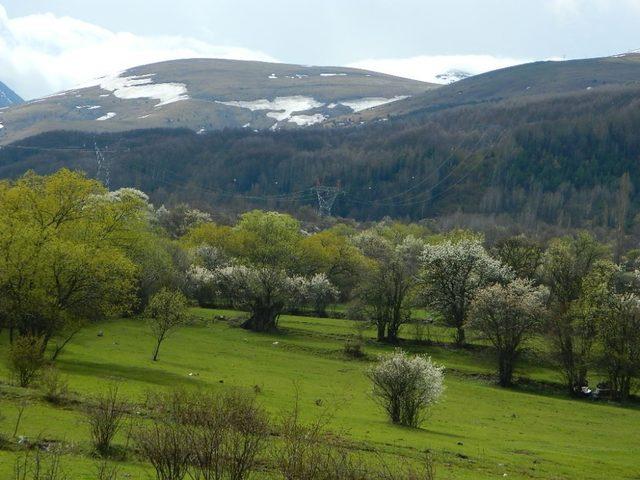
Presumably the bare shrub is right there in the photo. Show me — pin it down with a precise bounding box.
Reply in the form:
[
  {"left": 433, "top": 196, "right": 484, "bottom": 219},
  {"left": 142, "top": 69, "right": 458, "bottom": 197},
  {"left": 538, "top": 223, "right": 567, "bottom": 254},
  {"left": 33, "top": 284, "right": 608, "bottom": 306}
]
[
  {"left": 95, "top": 461, "right": 119, "bottom": 480},
  {"left": 375, "top": 453, "right": 436, "bottom": 480},
  {"left": 210, "top": 390, "right": 269, "bottom": 480},
  {"left": 39, "top": 366, "right": 69, "bottom": 404},
  {"left": 142, "top": 388, "right": 269, "bottom": 480},
  {"left": 8, "top": 335, "right": 45, "bottom": 388},
  {"left": 136, "top": 421, "right": 191, "bottom": 480},
  {"left": 86, "top": 385, "right": 128, "bottom": 455},
  {"left": 274, "top": 402, "right": 367, "bottom": 480},
  {"left": 13, "top": 447, "right": 67, "bottom": 480}
]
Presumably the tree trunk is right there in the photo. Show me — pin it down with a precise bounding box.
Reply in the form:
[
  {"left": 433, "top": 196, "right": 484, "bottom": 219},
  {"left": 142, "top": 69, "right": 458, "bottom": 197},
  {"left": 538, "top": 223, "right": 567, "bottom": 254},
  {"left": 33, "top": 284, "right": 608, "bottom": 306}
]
[
  {"left": 376, "top": 319, "right": 386, "bottom": 342},
  {"left": 242, "top": 307, "right": 280, "bottom": 332},
  {"left": 152, "top": 338, "right": 163, "bottom": 361},
  {"left": 498, "top": 354, "right": 515, "bottom": 387},
  {"left": 454, "top": 326, "right": 466, "bottom": 347}
]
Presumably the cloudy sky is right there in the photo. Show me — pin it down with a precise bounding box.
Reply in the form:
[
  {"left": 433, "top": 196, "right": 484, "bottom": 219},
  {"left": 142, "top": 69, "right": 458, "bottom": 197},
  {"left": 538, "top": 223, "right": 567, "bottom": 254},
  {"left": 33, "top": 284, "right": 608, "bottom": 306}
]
[{"left": 2, "top": 0, "right": 640, "bottom": 99}]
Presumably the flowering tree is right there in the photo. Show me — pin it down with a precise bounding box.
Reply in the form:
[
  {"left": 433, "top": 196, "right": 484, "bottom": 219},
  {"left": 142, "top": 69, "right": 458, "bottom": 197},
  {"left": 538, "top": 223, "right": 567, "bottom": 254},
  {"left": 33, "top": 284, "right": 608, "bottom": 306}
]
[
  {"left": 367, "top": 349, "right": 444, "bottom": 427},
  {"left": 306, "top": 273, "right": 339, "bottom": 317},
  {"left": 213, "top": 266, "right": 307, "bottom": 331},
  {"left": 419, "top": 239, "right": 512, "bottom": 346},
  {"left": 470, "top": 279, "right": 548, "bottom": 386}
]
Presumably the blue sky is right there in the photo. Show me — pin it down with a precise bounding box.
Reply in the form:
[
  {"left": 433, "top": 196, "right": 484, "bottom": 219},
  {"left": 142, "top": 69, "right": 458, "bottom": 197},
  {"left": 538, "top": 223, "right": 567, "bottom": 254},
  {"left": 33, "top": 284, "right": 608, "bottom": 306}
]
[{"left": 2, "top": 0, "right": 640, "bottom": 98}]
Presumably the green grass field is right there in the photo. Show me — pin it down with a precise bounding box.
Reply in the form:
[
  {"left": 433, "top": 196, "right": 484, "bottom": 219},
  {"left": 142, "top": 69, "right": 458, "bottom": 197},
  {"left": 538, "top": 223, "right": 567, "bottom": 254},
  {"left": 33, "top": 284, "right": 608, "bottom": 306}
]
[{"left": 0, "top": 309, "right": 638, "bottom": 479}]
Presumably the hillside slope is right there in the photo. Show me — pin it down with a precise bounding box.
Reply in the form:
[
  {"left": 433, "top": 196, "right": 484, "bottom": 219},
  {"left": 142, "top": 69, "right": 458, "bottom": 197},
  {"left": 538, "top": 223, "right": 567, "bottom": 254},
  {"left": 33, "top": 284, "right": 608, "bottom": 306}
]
[
  {"left": 0, "top": 58, "right": 434, "bottom": 144},
  {"left": 349, "top": 53, "right": 640, "bottom": 122}
]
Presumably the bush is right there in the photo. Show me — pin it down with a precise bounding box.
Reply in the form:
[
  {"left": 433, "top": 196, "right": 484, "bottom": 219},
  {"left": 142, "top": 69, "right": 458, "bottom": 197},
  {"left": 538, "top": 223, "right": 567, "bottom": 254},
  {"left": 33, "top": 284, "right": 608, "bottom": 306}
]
[
  {"left": 343, "top": 337, "right": 365, "bottom": 359},
  {"left": 13, "top": 447, "right": 67, "bottom": 480},
  {"left": 275, "top": 403, "right": 367, "bottom": 480},
  {"left": 140, "top": 388, "right": 269, "bottom": 480},
  {"left": 8, "top": 335, "right": 45, "bottom": 388},
  {"left": 135, "top": 421, "right": 191, "bottom": 480},
  {"left": 86, "top": 385, "right": 128, "bottom": 455},
  {"left": 40, "top": 366, "right": 69, "bottom": 404},
  {"left": 367, "top": 349, "right": 444, "bottom": 427}
]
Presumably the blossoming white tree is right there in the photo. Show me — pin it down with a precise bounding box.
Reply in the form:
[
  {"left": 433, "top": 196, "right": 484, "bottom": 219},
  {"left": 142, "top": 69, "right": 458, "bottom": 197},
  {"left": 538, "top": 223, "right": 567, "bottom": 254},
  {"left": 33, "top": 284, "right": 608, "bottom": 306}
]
[
  {"left": 367, "top": 349, "right": 444, "bottom": 427},
  {"left": 213, "top": 266, "right": 307, "bottom": 331},
  {"left": 419, "top": 239, "right": 512, "bottom": 346},
  {"left": 306, "top": 273, "right": 339, "bottom": 317},
  {"left": 469, "top": 279, "right": 548, "bottom": 386}
]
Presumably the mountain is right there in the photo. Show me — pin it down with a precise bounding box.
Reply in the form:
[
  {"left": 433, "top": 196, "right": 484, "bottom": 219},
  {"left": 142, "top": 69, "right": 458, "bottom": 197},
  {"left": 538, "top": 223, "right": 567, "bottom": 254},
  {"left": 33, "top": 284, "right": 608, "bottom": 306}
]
[
  {"left": 0, "top": 58, "right": 435, "bottom": 144},
  {"left": 352, "top": 53, "right": 640, "bottom": 122},
  {"left": 0, "top": 80, "right": 23, "bottom": 108},
  {"left": 1, "top": 53, "right": 640, "bottom": 238}
]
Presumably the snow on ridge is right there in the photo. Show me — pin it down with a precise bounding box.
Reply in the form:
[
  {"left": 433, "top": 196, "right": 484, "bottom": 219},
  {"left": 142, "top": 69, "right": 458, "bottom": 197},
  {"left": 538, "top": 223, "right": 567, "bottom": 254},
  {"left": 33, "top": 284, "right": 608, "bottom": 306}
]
[
  {"left": 216, "top": 96, "right": 324, "bottom": 123},
  {"left": 0, "top": 123, "right": 4, "bottom": 130},
  {"left": 288, "top": 114, "right": 326, "bottom": 126},
  {"left": 340, "top": 95, "right": 409, "bottom": 113},
  {"left": 76, "top": 105, "right": 101, "bottom": 110},
  {"left": 82, "top": 72, "right": 189, "bottom": 107},
  {"left": 320, "top": 73, "right": 347, "bottom": 77},
  {"left": 96, "top": 112, "right": 116, "bottom": 121}
]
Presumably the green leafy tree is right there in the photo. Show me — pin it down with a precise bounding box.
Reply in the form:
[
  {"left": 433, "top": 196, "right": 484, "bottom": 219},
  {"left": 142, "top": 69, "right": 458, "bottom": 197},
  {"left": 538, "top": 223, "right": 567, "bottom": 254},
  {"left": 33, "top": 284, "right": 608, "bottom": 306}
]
[
  {"left": 0, "top": 171, "right": 146, "bottom": 355},
  {"left": 542, "top": 232, "right": 609, "bottom": 394},
  {"left": 354, "top": 232, "right": 424, "bottom": 343},
  {"left": 145, "top": 289, "right": 190, "bottom": 361}
]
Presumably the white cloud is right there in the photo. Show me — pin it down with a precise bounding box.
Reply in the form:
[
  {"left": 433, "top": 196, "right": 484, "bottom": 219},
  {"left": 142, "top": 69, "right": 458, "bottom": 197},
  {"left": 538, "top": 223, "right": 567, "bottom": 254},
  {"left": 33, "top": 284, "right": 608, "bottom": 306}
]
[
  {"left": 348, "top": 55, "right": 530, "bottom": 85},
  {"left": 0, "top": 4, "right": 276, "bottom": 99}
]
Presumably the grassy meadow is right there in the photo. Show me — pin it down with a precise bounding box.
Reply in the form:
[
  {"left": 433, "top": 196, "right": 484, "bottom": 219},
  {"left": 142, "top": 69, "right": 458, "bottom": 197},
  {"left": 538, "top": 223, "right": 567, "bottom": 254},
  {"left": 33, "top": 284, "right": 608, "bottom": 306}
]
[{"left": 0, "top": 308, "right": 638, "bottom": 480}]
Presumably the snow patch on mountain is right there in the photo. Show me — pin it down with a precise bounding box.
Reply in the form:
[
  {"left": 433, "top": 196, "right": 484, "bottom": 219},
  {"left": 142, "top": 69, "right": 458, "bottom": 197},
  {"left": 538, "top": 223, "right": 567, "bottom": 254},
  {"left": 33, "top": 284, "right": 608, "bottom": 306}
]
[
  {"left": 340, "top": 96, "right": 409, "bottom": 113},
  {"left": 83, "top": 73, "right": 189, "bottom": 107},
  {"left": 96, "top": 112, "right": 116, "bottom": 121},
  {"left": 288, "top": 113, "right": 326, "bottom": 126},
  {"left": 320, "top": 73, "right": 347, "bottom": 77},
  {"left": 216, "top": 96, "right": 324, "bottom": 122},
  {"left": 435, "top": 70, "right": 472, "bottom": 84}
]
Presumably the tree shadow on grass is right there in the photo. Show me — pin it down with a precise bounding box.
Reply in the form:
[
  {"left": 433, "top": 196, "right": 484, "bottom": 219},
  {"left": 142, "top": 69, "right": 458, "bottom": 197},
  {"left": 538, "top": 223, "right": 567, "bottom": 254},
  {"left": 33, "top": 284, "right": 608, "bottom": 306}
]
[{"left": 57, "top": 358, "right": 206, "bottom": 388}]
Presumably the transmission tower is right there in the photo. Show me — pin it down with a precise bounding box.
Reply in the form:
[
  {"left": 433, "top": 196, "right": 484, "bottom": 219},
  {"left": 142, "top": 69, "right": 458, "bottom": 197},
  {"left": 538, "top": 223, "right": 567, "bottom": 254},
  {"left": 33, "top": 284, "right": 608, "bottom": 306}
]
[
  {"left": 313, "top": 184, "right": 341, "bottom": 216},
  {"left": 94, "top": 143, "right": 110, "bottom": 189}
]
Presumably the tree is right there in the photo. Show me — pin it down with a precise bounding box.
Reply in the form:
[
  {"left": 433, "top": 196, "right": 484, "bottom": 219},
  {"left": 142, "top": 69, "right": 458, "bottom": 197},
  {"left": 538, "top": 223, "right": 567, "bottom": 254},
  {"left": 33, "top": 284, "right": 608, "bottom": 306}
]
[
  {"left": 542, "top": 232, "right": 608, "bottom": 394},
  {"left": 469, "top": 279, "right": 548, "bottom": 386},
  {"left": 419, "top": 239, "right": 512, "bottom": 346},
  {"left": 492, "top": 235, "right": 543, "bottom": 281},
  {"left": 598, "top": 293, "right": 640, "bottom": 401},
  {"left": 233, "top": 210, "right": 303, "bottom": 270},
  {"left": 298, "top": 228, "right": 367, "bottom": 299},
  {"left": 213, "top": 265, "right": 307, "bottom": 332},
  {"left": 8, "top": 334, "right": 45, "bottom": 387},
  {"left": 577, "top": 261, "right": 640, "bottom": 401},
  {"left": 0, "top": 171, "right": 145, "bottom": 352},
  {"left": 367, "top": 349, "right": 444, "bottom": 427},
  {"left": 306, "top": 273, "right": 339, "bottom": 317},
  {"left": 145, "top": 289, "right": 190, "bottom": 361},
  {"left": 354, "top": 233, "right": 424, "bottom": 343},
  {"left": 156, "top": 203, "right": 211, "bottom": 239}
]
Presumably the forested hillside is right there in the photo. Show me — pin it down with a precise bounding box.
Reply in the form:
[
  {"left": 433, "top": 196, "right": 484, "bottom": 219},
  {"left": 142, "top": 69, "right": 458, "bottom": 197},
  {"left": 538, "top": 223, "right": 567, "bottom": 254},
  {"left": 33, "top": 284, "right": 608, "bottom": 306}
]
[{"left": 1, "top": 81, "right": 638, "bottom": 241}]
